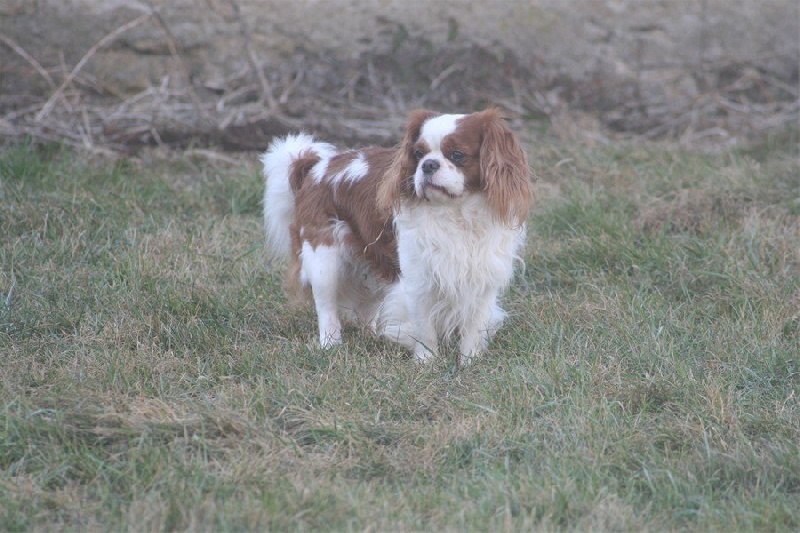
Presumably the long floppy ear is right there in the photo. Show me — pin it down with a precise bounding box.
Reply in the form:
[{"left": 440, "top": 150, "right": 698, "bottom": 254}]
[
  {"left": 479, "top": 109, "right": 532, "bottom": 227},
  {"left": 377, "top": 109, "right": 439, "bottom": 214}
]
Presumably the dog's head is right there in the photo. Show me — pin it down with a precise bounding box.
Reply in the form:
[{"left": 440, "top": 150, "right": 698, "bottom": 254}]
[{"left": 379, "top": 108, "right": 532, "bottom": 226}]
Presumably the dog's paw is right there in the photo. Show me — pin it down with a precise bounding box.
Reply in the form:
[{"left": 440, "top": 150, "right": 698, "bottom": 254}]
[
  {"left": 319, "top": 329, "right": 342, "bottom": 349},
  {"left": 413, "top": 343, "right": 437, "bottom": 363}
]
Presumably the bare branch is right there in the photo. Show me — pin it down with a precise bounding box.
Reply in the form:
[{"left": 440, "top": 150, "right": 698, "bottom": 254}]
[
  {"left": 144, "top": 2, "right": 214, "bottom": 127},
  {"left": 0, "top": 33, "right": 56, "bottom": 89},
  {"left": 35, "top": 13, "right": 153, "bottom": 121},
  {"left": 228, "top": 0, "right": 278, "bottom": 110}
]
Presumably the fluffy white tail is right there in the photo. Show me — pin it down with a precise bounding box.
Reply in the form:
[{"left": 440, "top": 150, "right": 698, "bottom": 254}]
[{"left": 260, "top": 134, "right": 336, "bottom": 258}]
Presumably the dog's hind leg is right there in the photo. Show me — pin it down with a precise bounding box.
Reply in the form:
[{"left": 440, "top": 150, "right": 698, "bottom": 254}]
[{"left": 300, "top": 242, "right": 343, "bottom": 348}]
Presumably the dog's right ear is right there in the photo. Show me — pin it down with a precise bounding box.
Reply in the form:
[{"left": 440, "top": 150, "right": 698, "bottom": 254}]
[{"left": 378, "top": 109, "right": 438, "bottom": 214}]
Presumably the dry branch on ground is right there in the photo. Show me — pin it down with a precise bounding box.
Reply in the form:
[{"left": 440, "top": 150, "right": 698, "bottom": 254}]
[{"left": 0, "top": 3, "right": 797, "bottom": 154}]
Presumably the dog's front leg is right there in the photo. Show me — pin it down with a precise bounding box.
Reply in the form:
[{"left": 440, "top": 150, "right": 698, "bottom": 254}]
[
  {"left": 407, "top": 295, "right": 438, "bottom": 362},
  {"left": 458, "top": 295, "right": 505, "bottom": 366}
]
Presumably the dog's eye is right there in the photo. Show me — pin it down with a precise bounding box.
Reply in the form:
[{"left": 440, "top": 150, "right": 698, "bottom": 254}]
[
  {"left": 413, "top": 149, "right": 425, "bottom": 161},
  {"left": 450, "top": 150, "right": 465, "bottom": 164}
]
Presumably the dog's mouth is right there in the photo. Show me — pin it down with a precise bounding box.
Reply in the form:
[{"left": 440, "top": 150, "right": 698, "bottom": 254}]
[{"left": 421, "top": 183, "right": 459, "bottom": 200}]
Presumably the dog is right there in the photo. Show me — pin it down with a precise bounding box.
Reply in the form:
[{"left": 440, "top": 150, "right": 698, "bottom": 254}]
[{"left": 261, "top": 108, "right": 531, "bottom": 365}]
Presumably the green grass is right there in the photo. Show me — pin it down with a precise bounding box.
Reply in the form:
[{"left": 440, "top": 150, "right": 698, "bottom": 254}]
[{"left": 1, "top": 135, "right": 798, "bottom": 531}]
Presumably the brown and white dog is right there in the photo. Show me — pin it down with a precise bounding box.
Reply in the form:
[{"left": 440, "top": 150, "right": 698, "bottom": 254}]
[{"left": 262, "top": 108, "right": 531, "bottom": 365}]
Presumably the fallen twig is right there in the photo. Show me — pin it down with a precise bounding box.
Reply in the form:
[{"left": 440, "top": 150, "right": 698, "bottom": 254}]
[
  {"left": 35, "top": 13, "right": 153, "bottom": 122},
  {"left": 228, "top": 0, "right": 278, "bottom": 110},
  {"left": 0, "top": 33, "right": 56, "bottom": 89},
  {"left": 144, "top": 1, "right": 214, "bottom": 127}
]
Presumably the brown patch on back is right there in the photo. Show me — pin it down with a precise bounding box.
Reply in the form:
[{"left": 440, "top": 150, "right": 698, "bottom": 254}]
[
  {"left": 285, "top": 146, "right": 400, "bottom": 301},
  {"left": 332, "top": 148, "right": 400, "bottom": 281}
]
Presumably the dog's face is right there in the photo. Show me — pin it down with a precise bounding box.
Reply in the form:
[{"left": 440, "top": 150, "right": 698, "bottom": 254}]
[
  {"left": 379, "top": 109, "right": 532, "bottom": 225},
  {"left": 410, "top": 113, "right": 471, "bottom": 201}
]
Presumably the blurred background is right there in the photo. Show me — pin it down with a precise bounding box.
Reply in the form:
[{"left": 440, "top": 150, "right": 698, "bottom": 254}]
[{"left": 1, "top": 0, "right": 797, "bottom": 154}]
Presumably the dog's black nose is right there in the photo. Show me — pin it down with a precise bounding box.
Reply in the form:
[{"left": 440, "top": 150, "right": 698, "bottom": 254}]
[{"left": 421, "top": 159, "right": 440, "bottom": 175}]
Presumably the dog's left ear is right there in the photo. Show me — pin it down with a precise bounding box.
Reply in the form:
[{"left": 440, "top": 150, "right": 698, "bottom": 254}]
[{"left": 479, "top": 109, "right": 532, "bottom": 226}]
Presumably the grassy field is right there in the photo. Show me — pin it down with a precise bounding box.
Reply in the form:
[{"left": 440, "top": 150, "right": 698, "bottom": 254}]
[{"left": 1, "top": 134, "right": 798, "bottom": 531}]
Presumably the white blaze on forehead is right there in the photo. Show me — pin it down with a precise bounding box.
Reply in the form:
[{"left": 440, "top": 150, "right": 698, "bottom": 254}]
[{"left": 419, "top": 114, "right": 465, "bottom": 149}]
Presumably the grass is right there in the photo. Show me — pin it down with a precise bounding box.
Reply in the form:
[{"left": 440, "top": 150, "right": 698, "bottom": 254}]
[{"left": 1, "top": 134, "right": 798, "bottom": 531}]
